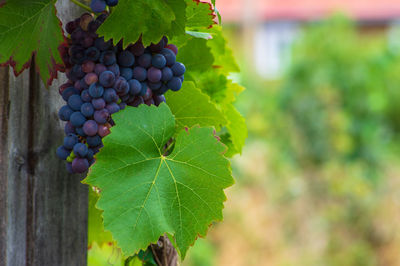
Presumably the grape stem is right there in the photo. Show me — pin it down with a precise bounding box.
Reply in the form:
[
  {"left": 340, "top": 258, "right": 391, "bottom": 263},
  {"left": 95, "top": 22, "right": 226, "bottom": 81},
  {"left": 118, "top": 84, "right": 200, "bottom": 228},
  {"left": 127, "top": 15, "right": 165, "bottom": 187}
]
[{"left": 69, "top": 0, "right": 92, "bottom": 12}]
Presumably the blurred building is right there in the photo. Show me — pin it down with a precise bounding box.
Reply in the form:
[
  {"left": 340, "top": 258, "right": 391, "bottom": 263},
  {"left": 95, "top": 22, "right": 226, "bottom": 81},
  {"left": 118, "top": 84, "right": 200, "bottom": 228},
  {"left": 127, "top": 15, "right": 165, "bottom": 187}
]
[{"left": 216, "top": 0, "right": 400, "bottom": 79}]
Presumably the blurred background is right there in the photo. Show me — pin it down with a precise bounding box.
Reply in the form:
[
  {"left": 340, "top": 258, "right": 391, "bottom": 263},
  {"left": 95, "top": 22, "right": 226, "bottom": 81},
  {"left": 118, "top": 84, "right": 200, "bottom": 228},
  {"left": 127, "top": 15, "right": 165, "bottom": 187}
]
[{"left": 183, "top": 0, "right": 400, "bottom": 265}]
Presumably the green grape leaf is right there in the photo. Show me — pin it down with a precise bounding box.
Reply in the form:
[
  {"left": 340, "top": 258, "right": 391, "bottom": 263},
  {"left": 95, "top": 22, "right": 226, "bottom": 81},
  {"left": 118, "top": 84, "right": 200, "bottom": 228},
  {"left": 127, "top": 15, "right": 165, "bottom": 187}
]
[
  {"left": 97, "top": 0, "right": 186, "bottom": 47},
  {"left": 84, "top": 104, "right": 233, "bottom": 258},
  {"left": 0, "top": 0, "right": 65, "bottom": 86},
  {"left": 165, "top": 81, "right": 226, "bottom": 131},
  {"left": 185, "top": 30, "right": 212, "bottom": 39},
  {"left": 88, "top": 188, "right": 114, "bottom": 245},
  {"left": 223, "top": 104, "right": 247, "bottom": 155},
  {"left": 186, "top": 0, "right": 215, "bottom": 30},
  {"left": 176, "top": 35, "right": 214, "bottom": 72}
]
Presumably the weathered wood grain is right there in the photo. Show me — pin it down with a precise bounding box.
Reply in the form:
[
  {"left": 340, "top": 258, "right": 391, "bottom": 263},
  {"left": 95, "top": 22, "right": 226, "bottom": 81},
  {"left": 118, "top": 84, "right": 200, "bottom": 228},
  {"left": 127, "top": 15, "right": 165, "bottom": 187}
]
[{"left": 0, "top": 1, "right": 89, "bottom": 265}]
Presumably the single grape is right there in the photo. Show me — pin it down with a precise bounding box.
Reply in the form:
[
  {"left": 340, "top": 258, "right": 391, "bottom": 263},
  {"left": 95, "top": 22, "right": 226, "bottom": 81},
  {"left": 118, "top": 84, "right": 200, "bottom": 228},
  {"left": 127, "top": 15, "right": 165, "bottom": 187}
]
[
  {"left": 131, "top": 96, "right": 144, "bottom": 107},
  {"left": 64, "top": 122, "right": 75, "bottom": 134},
  {"left": 151, "top": 54, "right": 166, "bottom": 69},
  {"left": 161, "top": 48, "right": 176, "bottom": 66},
  {"left": 81, "top": 89, "right": 92, "bottom": 102},
  {"left": 56, "top": 146, "right": 71, "bottom": 160},
  {"left": 83, "top": 120, "right": 98, "bottom": 136},
  {"left": 106, "top": 0, "right": 118, "bottom": 6},
  {"left": 58, "top": 105, "right": 74, "bottom": 121},
  {"left": 128, "top": 79, "right": 142, "bottom": 96},
  {"left": 94, "top": 63, "right": 107, "bottom": 76},
  {"left": 75, "top": 127, "right": 87, "bottom": 137},
  {"left": 62, "top": 87, "right": 79, "bottom": 101},
  {"left": 85, "top": 47, "right": 100, "bottom": 61},
  {"left": 133, "top": 67, "right": 147, "bottom": 81},
  {"left": 87, "top": 135, "right": 102, "bottom": 147},
  {"left": 68, "top": 94, "right": 84, "bottom": 111},
  {"left": 147, "top": 67, "right": 162, "bottom": 82},
  {"left": 90, "top": 0, "right": 107, "bottom": 13},
  {"left": 114, "top": 77, "right": 130, "bottom": 96},
  {"left": 64, "top": 134, "right": 79, "bottom": 149},
  {"left": 84, "top": 73, "right": 98, "bottom": 85},
  {"left": 89, "top": 83, "right": 104, "bottom": 98},
  {"left": 138, "top": 53, "right": 152, "bottom": 68},
  {"left": 103, "top": 88, "right": 118, "bottom": 103},
  {"left": 94, "top": 109, "right": 109, "bottom": 124},
  {"left": 59, "top": 82, "right": 73, "bottom": 95},
  {"left": 105, "top": 102, "right": 120, "bottom": 114},
  {"left": 148, "top": 81, "right": 162, "bottom": 91},
  {"left": 97, "top": 124, "right": 111, "bottom": 137},
  {"left": 117, "top": 50, "right": 135, "bottom": 67},
  {"left": 153, "top": 95, "right": 166, "bottom": 106},
  {"left": 166, "top": 44, "right": 178, "bottom": 55},
  {"left": 82, "top": 61, "right": 95, "bottom": 73},
  {"left": 143, "top": 88, "right": 153, "bottom": 101},
  {"left": 107, "top": 64, "right": 120, "bottom": 77},
  {"left": 72, "top": 158, "right": 89, "bottom": 173},
  {"left": 100, "top": 50, "right": 116, "bottom": 66},
  {"left": 70, "top": 112, "right": 86, "bottom": 127},
  {"left": 171, "top": 62, "right": 186, "bottom": 76},
  {"left": 81, "top": 102, "right": 95, "bottom": 117},
  {"left": 92, "top": 98, "right": 106, "bottom": 110},
  {"left": 129, "top": 40, "right": 145, "bottom": 56},
  {"left": 161, "top": 67, "right": 173, "bottom": 81},
  {"left": 149, "top": 39, "right": 165, "bottom": 52},
  {"left": 65, "top": 20, "right": 78, "bottom": 35},
  {"left": 167, "top": 77, "right": 182, "bottom": 91},
  {"left": 120, "top": 67, "right": 133, "bottom": 80},
  {"left": 99, "top": 70, "right": 116, "bottom": 87},
  {"left": 73, "top": 143, "right": 88, "bottom": 157},
  {"left": 79, "top": 13, "right": 94, "bottom": 31}
]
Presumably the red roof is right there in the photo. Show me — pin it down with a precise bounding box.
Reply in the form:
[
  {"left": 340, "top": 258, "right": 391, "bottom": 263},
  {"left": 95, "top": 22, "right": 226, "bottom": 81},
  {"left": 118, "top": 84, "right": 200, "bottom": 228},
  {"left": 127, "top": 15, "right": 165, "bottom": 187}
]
[{"left": 216, "top": 0, "right": 400, "bottom": 22}]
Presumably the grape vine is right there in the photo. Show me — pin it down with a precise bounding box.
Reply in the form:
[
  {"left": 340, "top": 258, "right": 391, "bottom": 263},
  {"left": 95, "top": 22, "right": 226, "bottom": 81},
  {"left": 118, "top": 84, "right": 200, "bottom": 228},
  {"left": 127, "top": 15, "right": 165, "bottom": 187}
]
[{"left": 0, "top": 0, "right": 247, "bottom": 264}]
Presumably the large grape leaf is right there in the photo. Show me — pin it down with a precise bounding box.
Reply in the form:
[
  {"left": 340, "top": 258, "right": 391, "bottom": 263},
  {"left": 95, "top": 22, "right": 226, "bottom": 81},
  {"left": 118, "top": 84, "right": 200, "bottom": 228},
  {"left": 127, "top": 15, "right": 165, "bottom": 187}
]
[
  {"left": 175, "top": 35, "right": 214, "bottom": 72},
  {"left": 165, "top": 81, "right": 226, "bottom": 131},
  {"left": 84, "top": 104, "right": 233, "bottom": 258},
  {"left": 97, "top": 0, "right": 186, "bottom": 47},
  {"left": 0, "top": 0, "right": 65, "bottom": 86}
]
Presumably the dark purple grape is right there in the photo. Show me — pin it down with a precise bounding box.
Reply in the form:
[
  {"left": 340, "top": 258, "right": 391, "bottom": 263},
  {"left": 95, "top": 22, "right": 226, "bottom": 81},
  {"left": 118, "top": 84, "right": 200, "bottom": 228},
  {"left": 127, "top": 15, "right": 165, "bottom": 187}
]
[
  {"left": 133, "top": 67, "right": 147, "bottom": 81},
  {"left": 128, "top": 79, "right": 142, "bottom": 96},
  {"left": 131, "top": 96, "right": 144, "bottom": 107},
  {"left": 98, "top": 124, "right": 111, "bottom": 137},
  {"left": 88, "top": 20, "right": 102, "bottom": 32},
  {"left": 148, "top": 81, "right": 162, "bottom": 91},
  {"left": 143, "top": 88, "right": 153, "bottom": 101},
  {"left": 119, "top": 102, "right": 127, "bottom": 110},
  {"left": 65, "top": 20, "right": 78, "bottom": 35},
  {"left": 149, "top": 39, "right": 165, "bottom": 52},
  {"left": 70, "top": 112, "right": 86, "bottom": 127},
  {"left": 166, "top": 44, "right": 178, "bottom": 55},
  {"left": 58, "top": 105, "right": 74, "bottom": 121},
  {"left": 81, "top": 36, "right": 94, "bottom": 48},
  {"left": 120, "top": 94, "right": 129, "bottom": 102},
  {"left": 99, "top": 70, "right": 116, "bottom": 87},
  {"left": 129, "top": 40, "right": 145, "bottom": 56},
  {"left": 92, "top": 98, "right": 106, "bottom": 109},
  {"left": 80, "top": 13, "right": 93, "bottom": 31},
  {"left": 66, "top": 163, "right": 74, "bottom": 174},
  {"left": 87, "top": 149, "right": 94, "bottom": 161},
  {"left": 138, "top": 53, "right": 152, "bottom": 68},
  {"left": 64, "top": 122, "right": 75, "bottom": 134},
  {"left": 81, "top": 89, "right": 92, "bottom": 102},
  {"left": 114, "top": 77, "right": 129, "bottom": 95},
  {"left": 89, "top": 83, "right": 104, "bottom": 98},
  {"left": 145, "top": 98, "right": 155, "bottom": 106},
  {"left": 73, "top": 143, "right": 88, "bottom": 157},
  {"left": 139, "top": 82, "right": 148, "bottom": 96},
  {"left": 161, "top": 67, "right": 173, "bottom": 81},
  {"left": 94, "top": 109, "right": 109, "bottom": 124},
  {"left": 147, "top": 67, "right": 162, "bottom": 82},
  {"left": 106, "top": 102, "right": 120, "bottom": 114},
  {"left": 82, "top": 61, "right": 95, "bottom": 73},
  {"left": 153, "top": 95, "right": 166, "bottom": 106},
  {"left": 81, "top": 102, "right": 95, "bottom": 117},
  {"left": 68, "top": 94, "right": 84, "bottom": 111},
  {"left": 95, "top": 63, "right": 107, "bottom": 76},
  {"left": 71, "top": 29, "right": 85, "bottom": 44},
  {"left": 75, "top": 127, "right": 87, "bottom": 137},
  {"left": 83, "top": 120, "right": 98, "bottom": 136},
  {"left": 95, "top": 37, "right": 111, "bottom": 51},
  {"left": 161, "top": 48, "right": 176, "bottom": 66},
  {"left": 117, "top": 50, "right": 135, "bottom": 67},
  {"left": 72, "top": 158, "right": 89, "bottom": 173},
  {"left": 85, "top": 47, "right": 100, "bottom": 61},
  {"left": 100, "top": 50, "right": 116, "bottom": 66},
  {"left": 171, "top": 62, "right": 185, "bottom": 76},
  {"left": 151, "top": 54, "right": 166, "bottom": 69},
  {"left": 96, "top": 13, "right": 108, "bottom": 23},
  {"left": 155, "top": 84, "right": 169, "bottom": 95},
  {"left": 103, "top": 88, "right": 118, "bottom": 103},
  {"left": 84, "top": 73, "right": 98, "bottom": 85},
  {"left": 87, "top": 135, "right": 102, "bottom": 147},
  {"left": 167, "top": 77, "right": 182, "bottom": 91},
  {"left": 62, "top": 87, "right": 79, "bottom": 101},
  {"left": 120, "top": 67, "right": 133, "bottom": 80},
  {"left": 90, "top": 0, "right": 106, "bottom": 13},
  {"left": 64, "top": 134, "right": 79, "bottom": 149},
  {"left": 107, "top": 64, "right": 120, "bottom": 77},
  {"left": 57, "top": 146, "right": 71, "bottom": 160}
]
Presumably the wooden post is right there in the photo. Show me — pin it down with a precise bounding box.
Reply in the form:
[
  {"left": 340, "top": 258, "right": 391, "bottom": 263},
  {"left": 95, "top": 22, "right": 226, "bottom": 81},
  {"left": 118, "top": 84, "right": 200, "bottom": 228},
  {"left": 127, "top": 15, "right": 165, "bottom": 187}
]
[{"left": 0, "top": 1, "right": 89, "bottom": 265}]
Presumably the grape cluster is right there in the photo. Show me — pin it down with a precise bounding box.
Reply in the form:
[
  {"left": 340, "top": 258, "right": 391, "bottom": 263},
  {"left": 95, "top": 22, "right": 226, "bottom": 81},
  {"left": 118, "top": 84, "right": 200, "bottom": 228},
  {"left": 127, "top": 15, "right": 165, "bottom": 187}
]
[
  {"left": 91, "top": 0, "right": 118, "bottom": 13},
  {"left": 57, "top": 13, "right": 185, "bottom": 174}
]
